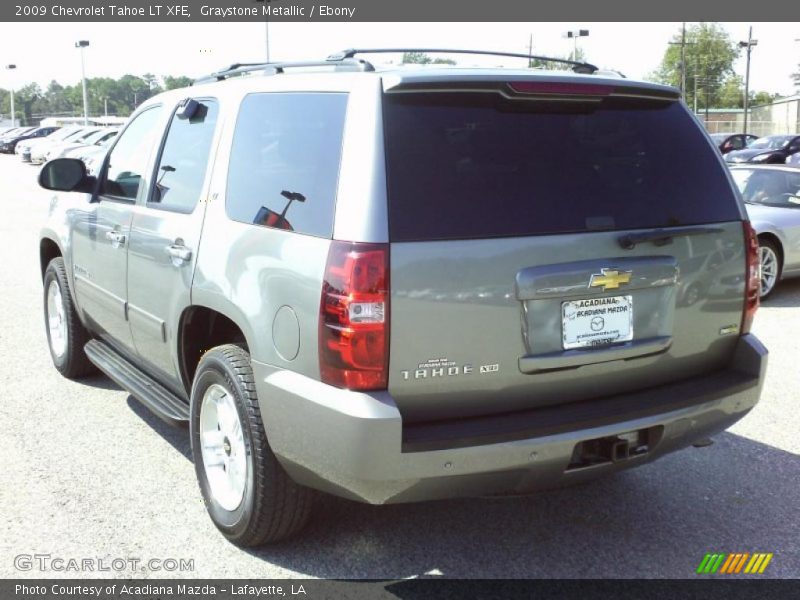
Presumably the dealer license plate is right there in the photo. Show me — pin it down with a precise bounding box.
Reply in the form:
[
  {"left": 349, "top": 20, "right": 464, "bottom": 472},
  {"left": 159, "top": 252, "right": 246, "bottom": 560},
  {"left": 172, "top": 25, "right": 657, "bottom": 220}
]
[{"left": 562, "top": 295, "right": 634, "bottom": 350}]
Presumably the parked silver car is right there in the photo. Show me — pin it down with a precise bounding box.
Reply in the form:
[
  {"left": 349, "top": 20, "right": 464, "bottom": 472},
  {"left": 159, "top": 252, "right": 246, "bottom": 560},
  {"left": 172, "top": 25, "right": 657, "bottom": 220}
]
[
  {"left": 730, "top": 165, "right": 800, "bottom": 297},
  {"left": 36, "top": 49, "right": 766, "bottom": 546}
]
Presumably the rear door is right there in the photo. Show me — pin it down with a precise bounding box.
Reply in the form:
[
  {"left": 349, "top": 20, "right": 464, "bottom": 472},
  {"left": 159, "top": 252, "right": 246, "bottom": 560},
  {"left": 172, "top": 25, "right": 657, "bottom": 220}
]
[
  {"left": 382, "top": 83, "right": 748, "bottom": 422},
  {"left": 126, "top": 98, "right": 220, "bottom": 383}
]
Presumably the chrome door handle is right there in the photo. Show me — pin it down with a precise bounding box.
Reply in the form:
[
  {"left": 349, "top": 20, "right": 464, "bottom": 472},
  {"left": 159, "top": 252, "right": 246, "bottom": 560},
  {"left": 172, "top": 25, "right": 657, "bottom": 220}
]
[
  {"left": 105, "top": 230, "right": 126, "bottom": 247},
  {"left": 166, "top": 244, "right": 192, "bottom": 264}
]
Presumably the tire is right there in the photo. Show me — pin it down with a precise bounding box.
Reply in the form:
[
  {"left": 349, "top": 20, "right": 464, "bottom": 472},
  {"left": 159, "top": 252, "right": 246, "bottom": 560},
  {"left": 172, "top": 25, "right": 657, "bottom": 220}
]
[
  {"left": 190, "top": 344, "right": 313, "bottom": 546},
  {"left": 758, "top": 238, "right": 781, "bottom": 299},
  {"left": 43, "top": 257, "right": 96, "bottom": 378}
]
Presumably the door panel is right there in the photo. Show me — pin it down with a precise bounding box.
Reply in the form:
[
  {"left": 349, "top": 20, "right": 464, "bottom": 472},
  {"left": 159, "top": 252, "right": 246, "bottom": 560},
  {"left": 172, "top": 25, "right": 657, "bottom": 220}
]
[
  {"left": 126, "top": 99, "right": 219, "bottom": 382},
  {"left": 71, "top": 106, "right": 165, "bottom": 351},
  {"left": 71, "top": 201, "right": 135, "bottom": 348}
]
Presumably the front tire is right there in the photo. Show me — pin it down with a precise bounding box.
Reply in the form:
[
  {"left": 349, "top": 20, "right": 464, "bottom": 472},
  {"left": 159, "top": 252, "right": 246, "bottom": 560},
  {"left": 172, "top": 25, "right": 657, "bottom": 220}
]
[
  {"left": 43, "top": 257, "right": 96, "bottom": 378},
  {"left": 190, "top": 344, "right": 313, "bottom": 546}
]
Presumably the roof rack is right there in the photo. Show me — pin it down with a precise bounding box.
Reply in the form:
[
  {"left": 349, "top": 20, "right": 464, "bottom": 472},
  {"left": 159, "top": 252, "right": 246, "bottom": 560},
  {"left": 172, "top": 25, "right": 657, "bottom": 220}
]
[
  {"left": 193, "top": 47, "right": 599, "bottom": 85},
  {"left": 193, "top": 58, "right": 374, "bottom": 85},
  {"left": 328, "top": 48, "right": 599, "bottom": 74}
]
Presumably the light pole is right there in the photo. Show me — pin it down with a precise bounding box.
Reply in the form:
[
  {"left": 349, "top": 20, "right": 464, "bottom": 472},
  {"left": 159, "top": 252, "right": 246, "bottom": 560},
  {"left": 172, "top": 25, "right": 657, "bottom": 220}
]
[
  {"left": 563, "top": 29, "right": 589, "bottom": 62},
  {"left": 739, "top": 28, "right": 758, "bottom": 136},
  {"left": 75, "top": 40, "right": 90, "bottom": 125},
  {"left": 5, "top": 64, "right": 16, "bottom": 128}
]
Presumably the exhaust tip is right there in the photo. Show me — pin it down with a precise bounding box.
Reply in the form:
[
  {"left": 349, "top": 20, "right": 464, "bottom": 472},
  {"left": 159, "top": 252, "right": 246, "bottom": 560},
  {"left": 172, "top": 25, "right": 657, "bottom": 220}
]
[{"left": 692, "top": 438, "right": 714, "bottom": 448}]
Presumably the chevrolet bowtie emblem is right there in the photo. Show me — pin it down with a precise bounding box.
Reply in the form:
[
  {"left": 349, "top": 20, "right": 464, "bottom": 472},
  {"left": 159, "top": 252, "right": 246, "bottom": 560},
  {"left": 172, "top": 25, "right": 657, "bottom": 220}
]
[{"left": 589, "top": 268, "right": 632, "bottom": 291}]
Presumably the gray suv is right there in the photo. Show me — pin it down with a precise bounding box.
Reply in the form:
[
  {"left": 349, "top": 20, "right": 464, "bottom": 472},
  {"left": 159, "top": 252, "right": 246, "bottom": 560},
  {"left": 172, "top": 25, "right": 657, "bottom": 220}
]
[{"left": 37, "top": 49, "right": 767, "bottom": 546}]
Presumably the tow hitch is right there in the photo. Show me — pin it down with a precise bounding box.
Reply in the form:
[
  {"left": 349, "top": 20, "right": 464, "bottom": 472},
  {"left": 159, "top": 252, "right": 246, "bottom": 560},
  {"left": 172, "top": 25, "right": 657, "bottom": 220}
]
[{"left": 567, "top": 427, "right": 662, "bottom": 471}]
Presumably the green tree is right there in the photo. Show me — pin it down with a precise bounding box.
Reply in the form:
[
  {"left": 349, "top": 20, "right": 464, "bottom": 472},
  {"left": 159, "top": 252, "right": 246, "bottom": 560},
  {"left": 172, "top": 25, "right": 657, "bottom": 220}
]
[
  {"left": 15, "top": 83, "right": 42, "bottom": 125},
  {"left": 163, "top": 75, "right": 193, "bottom": 90},
  {"left": 401, "top": 52, "right": 456, "bottom": 65},
  {"left": 751, "top": 91, "right": 777, "bottom": 106},
  {"left": 529, "top": 47, "right": 586, "bottom": 71},
  {"left": 653, "top": 23, "right": 740, "bottom": 111}
]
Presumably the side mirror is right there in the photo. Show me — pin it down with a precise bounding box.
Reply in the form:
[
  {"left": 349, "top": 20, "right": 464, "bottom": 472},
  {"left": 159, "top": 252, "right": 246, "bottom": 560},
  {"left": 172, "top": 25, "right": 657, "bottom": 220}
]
[{"left": 39, "top": 158, "right": 96, "bottom": 193}]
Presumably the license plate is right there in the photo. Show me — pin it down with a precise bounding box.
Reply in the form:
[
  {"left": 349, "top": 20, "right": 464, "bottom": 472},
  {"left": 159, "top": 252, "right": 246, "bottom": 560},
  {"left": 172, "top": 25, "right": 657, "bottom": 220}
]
[{"left": 562, "top": 295, "right": 633, "bottom": 350}]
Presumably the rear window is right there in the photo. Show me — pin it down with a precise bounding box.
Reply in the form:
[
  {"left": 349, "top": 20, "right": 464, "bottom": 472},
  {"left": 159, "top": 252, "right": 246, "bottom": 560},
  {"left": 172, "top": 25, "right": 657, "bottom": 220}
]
[
  {"left": 226, "top": 92, "right": 348, "bottom": 238},
  {"left": 384, "top": 93, "right": 740, "bottom": 241}
]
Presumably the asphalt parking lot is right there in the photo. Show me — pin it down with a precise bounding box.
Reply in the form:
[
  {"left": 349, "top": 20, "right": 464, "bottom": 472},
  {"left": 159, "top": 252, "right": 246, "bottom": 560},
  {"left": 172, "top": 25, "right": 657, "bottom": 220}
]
[{"left": 0, "top": 153, "right": 798, "bottom": 579}]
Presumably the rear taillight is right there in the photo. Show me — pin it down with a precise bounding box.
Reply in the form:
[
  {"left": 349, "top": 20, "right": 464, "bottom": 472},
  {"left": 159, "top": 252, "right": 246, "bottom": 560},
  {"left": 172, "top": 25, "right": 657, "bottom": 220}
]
[
  {"left": 742, "top": 221, "right": 760, "bottom": 334},
  {"left": 319, "top": 241, "right": 389, "bottom": 391}
]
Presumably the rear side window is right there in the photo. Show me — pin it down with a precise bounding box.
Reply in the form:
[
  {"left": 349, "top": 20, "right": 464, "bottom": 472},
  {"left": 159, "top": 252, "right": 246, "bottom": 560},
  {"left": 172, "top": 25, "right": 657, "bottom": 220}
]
[
  {"left": 226, "top": 93, "right": 348, "bottom": 237},
  {"left": 384, "top": 93, "right": 740, "bottom": 241}
]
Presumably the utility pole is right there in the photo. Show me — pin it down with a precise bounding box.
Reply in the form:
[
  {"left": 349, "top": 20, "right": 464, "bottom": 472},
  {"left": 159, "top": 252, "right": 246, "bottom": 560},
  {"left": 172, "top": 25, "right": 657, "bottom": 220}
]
[
  {"left": 75, "top": 40, "right": 90, "bottom": 125},
  {"left": 680, "top": 23, "right": 687, "bottom": 98},
  {"left": 739, "top": 27, "right": 758, "bottom": 136},
  {"left": 264, "top": 21, "right": 270, "bottom": 62},
  {"left": 668, "top": 24, "right": 695, "bottom": 103},
  {"left": 5, "top": 64, "right": 16, "bottom": 128},
  {"left": 528, "top": 33, "right": 532, "bottom": 67}
]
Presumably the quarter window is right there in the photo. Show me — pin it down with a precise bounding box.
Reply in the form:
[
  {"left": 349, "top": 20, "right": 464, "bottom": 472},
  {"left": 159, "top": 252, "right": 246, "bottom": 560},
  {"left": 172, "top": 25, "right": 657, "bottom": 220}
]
[{"left": 226, "top": 93, "right": 348, "bottom": 237}]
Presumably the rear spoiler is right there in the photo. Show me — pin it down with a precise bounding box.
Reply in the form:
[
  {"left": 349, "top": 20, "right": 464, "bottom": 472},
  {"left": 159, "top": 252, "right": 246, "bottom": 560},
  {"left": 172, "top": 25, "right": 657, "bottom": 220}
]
[{"left": 381, "top": 73, "right": 680, "bottom": 102}]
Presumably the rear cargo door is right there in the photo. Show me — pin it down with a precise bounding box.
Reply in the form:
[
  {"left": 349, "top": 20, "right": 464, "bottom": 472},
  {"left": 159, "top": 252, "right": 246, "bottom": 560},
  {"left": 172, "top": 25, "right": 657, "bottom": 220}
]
[{"left": 383, "top": 83, "right": 747, "bottom": 423}]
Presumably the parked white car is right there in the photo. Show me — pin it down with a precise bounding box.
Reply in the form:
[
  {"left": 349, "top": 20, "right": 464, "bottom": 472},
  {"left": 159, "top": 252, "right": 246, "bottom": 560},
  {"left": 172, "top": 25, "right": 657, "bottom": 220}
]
[
  {"left": 19, "top": 127, "right": 85, "bottom": 162},
  {"left": 30, "top": 127, "right": 99, "bottom": 164},
  {"left": 48, "top": 128, "right": 118, "bottom": 161},
  {"left": 63, "top": 134, "right": 117, "bottom": 175}
]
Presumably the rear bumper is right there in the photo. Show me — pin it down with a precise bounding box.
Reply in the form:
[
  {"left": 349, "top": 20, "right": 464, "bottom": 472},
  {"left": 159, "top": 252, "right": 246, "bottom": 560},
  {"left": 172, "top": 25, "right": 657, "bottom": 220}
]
[{"left": 253, "top": 334, "right": 767, "bottom": 504}]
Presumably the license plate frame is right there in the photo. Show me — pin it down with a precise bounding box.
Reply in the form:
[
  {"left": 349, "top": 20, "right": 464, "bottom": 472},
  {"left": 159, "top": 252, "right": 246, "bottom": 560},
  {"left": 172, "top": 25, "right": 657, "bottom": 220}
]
[{"left": 562, "top": 295, "right": 634, "bottom": 350}]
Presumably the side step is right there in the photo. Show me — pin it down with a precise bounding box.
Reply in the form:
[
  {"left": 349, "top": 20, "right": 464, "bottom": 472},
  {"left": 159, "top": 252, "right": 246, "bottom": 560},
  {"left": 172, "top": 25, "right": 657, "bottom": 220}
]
[{"left": 84, "top": 340, "right": 189, "bottom": 427}]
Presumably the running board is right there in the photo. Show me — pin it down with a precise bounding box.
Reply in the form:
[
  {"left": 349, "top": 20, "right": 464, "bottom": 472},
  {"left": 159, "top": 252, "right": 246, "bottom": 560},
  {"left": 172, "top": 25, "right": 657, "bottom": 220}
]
[{"left": 84, "top": 340, "right": 189, "bottom": 427}]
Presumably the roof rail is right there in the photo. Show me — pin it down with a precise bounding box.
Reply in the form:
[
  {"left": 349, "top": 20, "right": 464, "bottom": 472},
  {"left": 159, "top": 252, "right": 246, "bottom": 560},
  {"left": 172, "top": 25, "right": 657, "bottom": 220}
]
[
  {"left": 193, "top": 57, "right": 375, "bottom": 85},
  {"left": 328, "top": 48, "right": 599, "bottom": 74}
]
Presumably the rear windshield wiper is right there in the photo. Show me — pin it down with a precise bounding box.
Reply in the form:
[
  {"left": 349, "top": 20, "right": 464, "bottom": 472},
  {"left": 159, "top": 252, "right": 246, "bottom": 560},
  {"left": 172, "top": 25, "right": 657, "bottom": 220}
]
[{"left": 618, "top": 226, "right": 724, "bottom": 250}]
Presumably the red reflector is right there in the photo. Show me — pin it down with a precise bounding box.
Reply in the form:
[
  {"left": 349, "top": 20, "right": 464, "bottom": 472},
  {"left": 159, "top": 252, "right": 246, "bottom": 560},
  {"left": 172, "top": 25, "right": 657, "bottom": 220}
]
[
  {"left": 742, "top": 221, "right": 760, "bottom": 334},
  {"left": 508, "top": 82, "right": 613, "bottom": 96},
  {"left": 319, "top": 241, "right": 389, "bottom": 391}
]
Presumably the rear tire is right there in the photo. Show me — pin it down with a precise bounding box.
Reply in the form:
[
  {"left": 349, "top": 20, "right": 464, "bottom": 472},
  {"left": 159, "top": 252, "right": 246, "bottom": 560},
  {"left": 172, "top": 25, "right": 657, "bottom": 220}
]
[
  {"left": 43, "top": 257, "right": 96, "bottom": 378},
  {"left": 190, "top": 344, "right": 313, "bottom": 546}
]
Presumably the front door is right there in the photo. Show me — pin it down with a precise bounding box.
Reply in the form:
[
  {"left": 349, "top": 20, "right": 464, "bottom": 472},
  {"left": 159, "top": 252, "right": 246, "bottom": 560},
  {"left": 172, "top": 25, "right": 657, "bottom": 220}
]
[
  {"left": 70, "top": 106, "right": 165, "bottom": 352},
  {"left": 126, "top": 99, "right": 220, "bottom": 384}
]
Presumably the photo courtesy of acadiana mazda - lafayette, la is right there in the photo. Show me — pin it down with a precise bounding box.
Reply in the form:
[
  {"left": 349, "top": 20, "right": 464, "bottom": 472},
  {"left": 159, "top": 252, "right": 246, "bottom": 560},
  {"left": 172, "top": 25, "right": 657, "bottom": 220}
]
[{"left": 37, "top": 48, "right": 767, "bottom": 546}]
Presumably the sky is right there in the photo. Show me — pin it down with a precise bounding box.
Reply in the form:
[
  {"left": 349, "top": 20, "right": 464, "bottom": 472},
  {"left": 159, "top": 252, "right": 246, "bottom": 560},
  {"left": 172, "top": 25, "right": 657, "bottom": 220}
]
[{"left": 0, "top": 22, "right": 798, "bottom": 96}]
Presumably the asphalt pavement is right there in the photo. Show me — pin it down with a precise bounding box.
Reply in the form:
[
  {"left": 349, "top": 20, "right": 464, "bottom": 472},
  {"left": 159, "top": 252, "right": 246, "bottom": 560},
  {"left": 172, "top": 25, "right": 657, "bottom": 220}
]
[{"left": 0, "top": 154, "right": 798, "bottom": 579}]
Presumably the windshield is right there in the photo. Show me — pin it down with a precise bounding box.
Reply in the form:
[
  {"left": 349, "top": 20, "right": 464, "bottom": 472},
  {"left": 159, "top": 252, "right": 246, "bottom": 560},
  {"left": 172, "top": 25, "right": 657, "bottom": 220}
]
[
  {"left": 83, "top": 129, "right": 115, "bottom": 144},
  {"left": 710, "top": 134, "right": 727, "bottom": 142},
  {"left": 45, "top": 128, "right": 80, "bottom": 141},
  {"left": 73, "top": 129, "right": 101, "bottom": 142},
  {"left": 749, "top": 136, "right": 791, "bottom": 150},
  {"left": 731, "top": 168, "right": 800, "bottom": 207}
]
